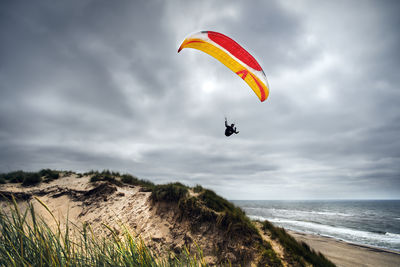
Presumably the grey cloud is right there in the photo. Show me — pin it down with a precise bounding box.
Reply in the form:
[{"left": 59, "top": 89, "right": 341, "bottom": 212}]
[{"left": 0, "top": 0, "right": 399, "bottom": 199}]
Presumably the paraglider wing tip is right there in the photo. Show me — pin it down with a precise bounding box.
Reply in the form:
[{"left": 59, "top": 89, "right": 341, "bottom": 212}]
[{"left": 177, "top": 45, "right": 183, "bottom": 53}]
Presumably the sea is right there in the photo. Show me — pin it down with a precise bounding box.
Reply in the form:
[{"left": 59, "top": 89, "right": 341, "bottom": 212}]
[{"left": 232, "top": 200, "right": 400, "bottom": 252}]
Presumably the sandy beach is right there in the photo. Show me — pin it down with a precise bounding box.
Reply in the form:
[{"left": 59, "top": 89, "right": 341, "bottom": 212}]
[{"left": 288, "top": 230, "right": 400, "bottom": 267}]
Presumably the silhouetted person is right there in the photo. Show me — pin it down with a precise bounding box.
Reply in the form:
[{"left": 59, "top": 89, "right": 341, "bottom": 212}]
[{"left": 225, "top": 118, "right": 239, "bottom": 137}]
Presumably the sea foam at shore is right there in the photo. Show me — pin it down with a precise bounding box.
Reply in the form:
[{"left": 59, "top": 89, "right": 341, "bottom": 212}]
[{"left": 233, "top": 200, "right": 400, "bottom": 252}]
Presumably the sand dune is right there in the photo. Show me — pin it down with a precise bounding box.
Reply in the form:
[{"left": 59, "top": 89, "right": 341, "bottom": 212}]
[{"left": 2, "top": 172, "right": 398, "bottom": 266}]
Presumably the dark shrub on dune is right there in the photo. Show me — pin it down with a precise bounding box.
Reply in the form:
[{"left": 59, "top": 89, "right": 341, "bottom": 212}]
[
  {"left": 1, "top": 170, "right": 60, "bottom": 185},
  {"left": 121, "top": 174, "right": 155, "bottom": 190},
  {"left": 0, "top": 170, "right": 43, "bottom": 185},
  {"left": 22, "top": 173, "right": 41, "bottom": 186},
  {"left": 151, "top": 183, "right": 188, "bottom": 202},
  {"left": 3, "top": 170, "right": 26, "bottom": 183},
  {"left": 89, "top": 170, "right": 123, "bottom": 186},
  {"left": 199, "top": 189, "right": 235, "bottom": 212},
  {"left": 121, "top": 174, "right": 140, "bottom": 184},
  {"left": 195, "top": 189, "right": 259, "bottom": 238},
  {"left": 193, "top": 184, "right": 203, "bottom": 193},
  {"left": 39, "top": 169, "right": 59, "bottom": 182}
]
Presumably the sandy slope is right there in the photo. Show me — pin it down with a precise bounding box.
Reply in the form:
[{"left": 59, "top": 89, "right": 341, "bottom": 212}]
[
  {"left": 0, "top": 175, "right": 228, "bottom": 264},
  {"left": 1, "top": 175, "right": 177, "bottom": 253}
]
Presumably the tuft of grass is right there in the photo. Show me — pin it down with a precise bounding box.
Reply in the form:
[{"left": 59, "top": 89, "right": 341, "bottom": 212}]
[
  {"left": 151, "top": 183, "right": 188, "bottom": 202},
  {"left": 257, "top": 240, "right": 283, "bottom": 267},
  {"left": 1, "top": 170, "right": 26, "bottom": 183},
  {"left": 89, "top": 170, "right": 123, "bottom": 186},
  {"left": 216, "top": 206, "right": 259, "bottom": 239},
  {"left": 121, "top": 173, "right": 140, "bottom": 184},
  {"left": 192, "top": 185, "right": 203, "bottom": 193},
  {"left": 121, "top": 174, "right": 155, "bottom": 191},
  {"left": 198, "top": 189, "right": 235, "bottom": 213},
  {"left": 83, "top": 170, "right": 97, "bottom": 176},
  {"left": 196, "top": 189, "right": 259, "bottom": 239},
  {"left": 0, "top": 197, "right": 209, "bottom": 267},
  {"left": 178, "top": 196, "right": 216, "bottom": 230},
  {"left": 21, "top": 173, "right": 42, "bottom": 186},
  {"left": 39, "top": 169, "right": 60, "bottom": 182},
  {"left": 261, "top": 220, "right": 336, "bottom": 267},
  {"left": 0, "top": 169, "right": 60, "bottom": 185}
]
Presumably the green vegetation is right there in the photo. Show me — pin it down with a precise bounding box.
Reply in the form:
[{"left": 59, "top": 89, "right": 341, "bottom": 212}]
[
  {"left": 193, "top": 185, "right": 203, "bottom": 193},
  {"left": 121, "top": 174, "right": 141, "bottom": 184},
  {"left": 21, "top": 172, "right": 42, "bottom": 186},
  {"left": 152, "top": 184, "right": 280, "bottom": 266},
  {"left": 0, "top": 197, "right": 208, "bottom": 266},
  {"left": 151, "top": 183, "right": 188, "bottom": 202},
  {"left": 0, "top": 170, "right": 27, "bottom": 183},
  {"left": 120, "top": 174, "right": 155, "bottom": 191},
  {"left": 0, "top": 169, "right": 152, "bottom": 191},
  {"left": 198, "top": 189, "right": 235, "bottom": 212},
  {"left": 39, "top": 169, "right": 60, "bottom": 182},
  {"left": 88, "top": 170, "right": 125, "bottom": 187},
  {"left": 261, "top": 220, "right": 335, "bottom": 267},
  {"left": 0, "top": 169, "right": 335, "bottom": 266},
  {"left": 257, "top": 240, "right": 283, "bottom": 267},
  {"left": 192, "top": 188, "right": 259, "bottom": 239},
  {"left": 0, "top": 169, "right": 59, "bottom": 185},
  {"left": 88, "top": 170, "right": 156, "bottom": 191}
]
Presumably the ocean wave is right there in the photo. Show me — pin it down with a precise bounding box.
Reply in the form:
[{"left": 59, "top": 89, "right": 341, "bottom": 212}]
[
  {"left": 309, "top": 210, "right": 353, "bottom": 217},
  {"left": 245, "top": 207, "right": 352, "bottom": 218},
  {"left": 249, "top": 215, "right": 400, "bottom": 248},
  {"left": 385, "top": 232, "right": 400, "bottom": 238}
]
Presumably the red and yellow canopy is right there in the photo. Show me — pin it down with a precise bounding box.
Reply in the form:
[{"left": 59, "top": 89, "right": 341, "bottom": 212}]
[{"left": 178, "top": 31, "right": 269, "bottom": 102}]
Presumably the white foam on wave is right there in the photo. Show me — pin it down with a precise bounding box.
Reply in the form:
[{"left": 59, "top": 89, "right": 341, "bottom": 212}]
[
  {"left": 249, "top": 215, "right": 400, "bottom": 249},
  {"left": 385, "top": 232, "right": 400, "bottom": 238},
  {"left": 245, "top": 207, "right": 352, "bottom": 218},
  {"left": 308, "top": 210, "right": 352, "bottom": 217}
]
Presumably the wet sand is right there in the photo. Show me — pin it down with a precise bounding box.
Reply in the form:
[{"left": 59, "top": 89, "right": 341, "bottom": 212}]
[{"left": 288, "top": 230, "right": 400, "bottom": 267}]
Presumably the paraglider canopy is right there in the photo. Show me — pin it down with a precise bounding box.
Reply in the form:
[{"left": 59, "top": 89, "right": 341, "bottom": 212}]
[{"left": 178, "top": 31, "right": 269, "bottom": 102}]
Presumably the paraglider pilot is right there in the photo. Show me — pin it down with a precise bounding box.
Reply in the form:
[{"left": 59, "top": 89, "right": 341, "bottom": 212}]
[{"left": 225, "top": 118, "right": 239, "bottom": 137}]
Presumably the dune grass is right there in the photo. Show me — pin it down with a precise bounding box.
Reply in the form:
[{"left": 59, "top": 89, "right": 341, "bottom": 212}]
[
  {"left": 89, "top": 170, "right": 155, "bottom": 191},
  {"left": 261, "top": 220, "right": 335, "bottom": 267},
  {"left": 150, "top": 184, "right": 282, "bottom": 265},
  {"left": 0, "top": 170, "right": 43, "bottom": 186},
  {"left": 39, "top": 169, "right": 60, "bottom": 182},
  {"left": 151, "top": 183, "right": 188, "bottom": 203},
  {"left": 0, "top": 197, "right": 208, "bottom": 267},
  {"left": 121, "top": 174, "right": 155, "bottom": 191},
  {"left": 0, "top": 169, "right": 61, "bottom": 186}
]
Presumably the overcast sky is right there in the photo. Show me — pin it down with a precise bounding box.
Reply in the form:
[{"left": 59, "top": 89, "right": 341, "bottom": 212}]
[{"left": 1, "top": 0, "right": 399, "bottom": 199}]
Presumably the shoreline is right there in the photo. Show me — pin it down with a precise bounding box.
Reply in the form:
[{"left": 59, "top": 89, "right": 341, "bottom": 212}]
[{"left": 287, "top": 230, "right": 400, "bottom": 267}]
